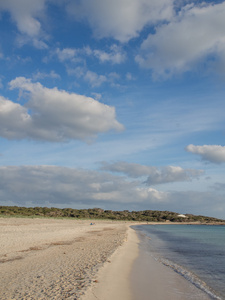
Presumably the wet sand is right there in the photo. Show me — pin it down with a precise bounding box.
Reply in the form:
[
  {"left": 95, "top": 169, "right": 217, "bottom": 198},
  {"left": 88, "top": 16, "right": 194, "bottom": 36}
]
[{"left": 131, "top": 234, "right": 211, "bottom": 300}]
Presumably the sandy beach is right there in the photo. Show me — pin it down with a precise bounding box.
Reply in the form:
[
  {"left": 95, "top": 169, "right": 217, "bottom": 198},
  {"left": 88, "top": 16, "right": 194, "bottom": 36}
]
[
  {"left": 0, "top": 217, "right": 128, "bottom": 299},
  {"left": 1, "top": 217, "right": 212, "bottom": 300}
]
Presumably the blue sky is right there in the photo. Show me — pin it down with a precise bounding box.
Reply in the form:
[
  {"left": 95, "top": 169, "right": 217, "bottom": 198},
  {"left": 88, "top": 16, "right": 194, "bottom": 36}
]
[{"left": 0, "top": 0, "right": 225, "bottom": 218}]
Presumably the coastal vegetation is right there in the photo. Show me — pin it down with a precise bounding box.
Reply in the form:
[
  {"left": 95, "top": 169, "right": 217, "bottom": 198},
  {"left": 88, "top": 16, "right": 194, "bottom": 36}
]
[{"left": 0, "top": 206, "right": 224, "bottom": 223}]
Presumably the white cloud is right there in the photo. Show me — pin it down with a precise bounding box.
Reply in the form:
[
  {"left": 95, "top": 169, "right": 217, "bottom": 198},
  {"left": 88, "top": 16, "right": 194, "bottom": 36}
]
[
  {"left": 0, "top": 77, "right": 123, "bottom": 142},
  {"left": 92, "top": 45, "right": 126, "bottom": 64},
  {"left": 100, "top": 161, "right": 204, "bottom": 184},
  {"left": 16, "top": 36, "right": 48, "bottom": 49},
  {"left": 32, "top": 70, "right": 61, "bottom": 81},
  {"left": 55, "top": 46, "right": 123, "bottom": 87},
  {"left": 0, "top": 95, "right": 31, "bottom": 139},
  {"left": 67, "top": 66, "right": 85, "bottom": 78},
  {"left": 84, "top": 70, "right": 107, "bottom": 87},
  {"left": 66, "top": 0, "right": 174, "bottom": 42},
  {"left": 126, "top": 72, "right": 135, "bottom": 81},
  {"left": 56, "top": 45, "right": 125, "bottom": 65},
  {"left": 136, "top": 2, "right": 225, "bottom": 78},
  {"left": 91, "top": 92, "right": 102, "bottom": 101},
  {"left": 32, "top": 38, "right": 48, "bottom": 49},
  {"left": 186, "top": 144, "right": 225, "bottom": 163},
  {"left": 0, "top": 0, "right": 45, "bottom": 36},
  {"left": 108, "top": 72, "right": 120, "bottom": 81},
  {"left": 55, "top": 48, "right": 77, "bottom": 62},
  {"left": 67, "top": 66, "right": 114, "bottom": 88},
  {"left": 0, "top": 0, "right": 47, "bottom": 47}
]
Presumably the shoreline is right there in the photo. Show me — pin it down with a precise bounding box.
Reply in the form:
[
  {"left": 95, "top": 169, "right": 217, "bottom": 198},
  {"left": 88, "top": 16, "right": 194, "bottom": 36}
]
[
  {"left": 131, "top": 228, "right": 211, "bottom": 300},
  {"left": 83, "top": 225, "right": 212, "bottom": 300}
]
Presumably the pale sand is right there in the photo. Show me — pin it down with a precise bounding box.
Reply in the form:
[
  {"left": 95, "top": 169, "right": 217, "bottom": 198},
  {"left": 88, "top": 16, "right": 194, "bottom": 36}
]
[
  {"left": 0, "top": 217, "right": 129, "bottom": 299},
  {"left": 82, "top": 226, "right": 139, "bottom": 300},
  {"left": 83, "top": 226, "right": 211, "bottom": 300}
]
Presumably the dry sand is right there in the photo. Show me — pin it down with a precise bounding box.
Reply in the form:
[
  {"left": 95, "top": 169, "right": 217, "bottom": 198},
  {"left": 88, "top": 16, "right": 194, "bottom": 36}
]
[
  {"left": 0, "top": 217, "right": 128, "bottom": 299},
  {"left": 0, "top": 217, "right": 212, "bottom": 300}
]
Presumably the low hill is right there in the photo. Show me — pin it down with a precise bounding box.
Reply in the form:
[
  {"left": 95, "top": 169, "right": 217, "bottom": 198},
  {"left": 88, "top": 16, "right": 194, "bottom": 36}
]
[{"left": 0, "top": 206, "right": 224, "bottom": 223}]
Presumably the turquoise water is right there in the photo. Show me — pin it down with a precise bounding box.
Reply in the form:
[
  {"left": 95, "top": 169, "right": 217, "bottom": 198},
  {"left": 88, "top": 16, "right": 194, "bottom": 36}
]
[{"left": 133, "top": 225, "right": 225, "bottom": 300}]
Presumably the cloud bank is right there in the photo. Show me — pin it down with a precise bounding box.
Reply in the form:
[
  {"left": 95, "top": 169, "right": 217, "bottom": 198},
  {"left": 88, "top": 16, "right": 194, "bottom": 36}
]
[
  {"left": 0, "top": 166, "right": 168, "bottom": 206},
  {"left": 1, "top": 165, "right": 224, "bottom": 217},
  {"left": 186, "top": 144, "right": 225, "bottom": 163},
  {"left": 0, "top": 77, "right": 123, "bottom": 142},
  {"left": 101, "top": 161, "right": 204, "bottom": 184}
]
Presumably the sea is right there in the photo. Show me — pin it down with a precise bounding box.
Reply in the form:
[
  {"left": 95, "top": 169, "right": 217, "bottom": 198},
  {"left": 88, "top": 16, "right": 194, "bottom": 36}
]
[{"left": 133, "top": 224, "right": 225, "bottom": 300}]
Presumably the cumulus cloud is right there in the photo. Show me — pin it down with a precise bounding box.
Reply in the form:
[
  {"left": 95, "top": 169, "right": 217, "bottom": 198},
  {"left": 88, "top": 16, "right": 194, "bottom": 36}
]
[
  {"left": 55, "top": 48, "right": 77, "bottom": 62},
  {"left": 136, "top": 2, "right": 225, "bottom": 77},
  {"left": 66, "top": 0, "right": 174, "bottom": 42},
  {"left": 0, "top": 77, "right": 123, "bottom": 142},
  {"left": 91, "top": 44, "right": 126, "bottom": 64},
  {"left": 0, "top": 166, "right": 169, "bottom": 206},
  {"left": 100, "top": 161, "right": 204, "bottom": 184},
  {"left": 186, "top": 144, "right": 225, "bottom": 163},
  {"left": 0, "top": 0, "right": 47, "bottom": 47},
  {"left": 84, "top": 71, "right": 107, "bottom": 87}
]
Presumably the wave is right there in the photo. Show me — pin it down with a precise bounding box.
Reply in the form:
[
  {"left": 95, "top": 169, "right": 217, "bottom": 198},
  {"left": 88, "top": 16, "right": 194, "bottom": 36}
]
[{"left": 158, "top": 257, "right": 222, "bottom": 300}]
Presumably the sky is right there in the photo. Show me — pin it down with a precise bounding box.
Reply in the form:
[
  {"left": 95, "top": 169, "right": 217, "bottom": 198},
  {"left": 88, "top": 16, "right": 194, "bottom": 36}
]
[{"left": 0, "top": 0, "right": 225, "bottom": 218}]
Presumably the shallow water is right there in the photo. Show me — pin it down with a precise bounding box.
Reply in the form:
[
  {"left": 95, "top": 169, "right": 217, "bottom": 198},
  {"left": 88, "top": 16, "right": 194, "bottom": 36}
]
[{"left": 133, "top": 225, "right": 225, "bottom": 300}]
